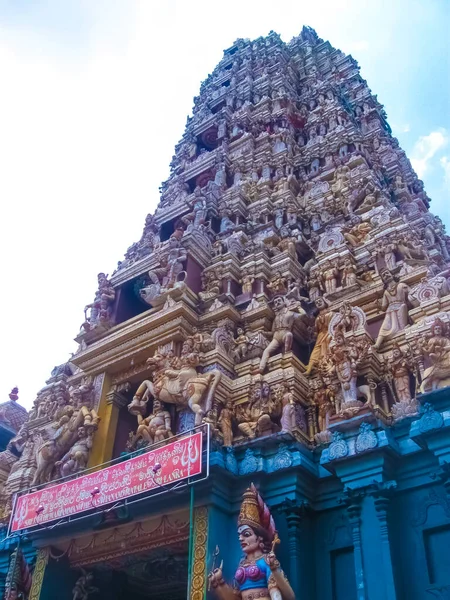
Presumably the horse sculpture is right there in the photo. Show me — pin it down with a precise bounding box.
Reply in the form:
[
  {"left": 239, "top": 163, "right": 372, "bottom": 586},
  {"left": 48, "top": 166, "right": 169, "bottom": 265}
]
[{"left": 129, "top": 345, "right": 222, "bottom": 426}]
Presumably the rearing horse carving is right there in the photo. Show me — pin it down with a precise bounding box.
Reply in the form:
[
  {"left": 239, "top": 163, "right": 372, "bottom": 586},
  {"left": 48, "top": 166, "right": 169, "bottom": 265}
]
[{"left": 129, "top": 346, "right": 222, "bottom": 426}]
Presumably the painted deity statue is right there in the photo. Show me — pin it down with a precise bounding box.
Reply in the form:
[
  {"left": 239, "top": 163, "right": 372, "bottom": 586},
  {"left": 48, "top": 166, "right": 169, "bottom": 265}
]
[
  {"left": 374, "top": 270, "right": 411, "bottom": 350},
  {"left": 83, "top": 272, "right": 115, "bottom": 330},
  {"left": 129, "top": 339, "right": 222, "bottom": 426},
  {"left": 141, "top": 234, "right": 187, "bottom": 304},
  {"left": 259, "top": 296, "right": 306, "bottom": 373},
  {"left": 208, "top": 485, "right": 295, "bottom": 600},
  {"left": 419, "top": 318, "right": 450, "bottom": 392},
  {"left": 130, "top": 399, "right": 173, "bottom": 448},
  {"left": 304, "top": 297, "right": 333, "bottom": 376}
]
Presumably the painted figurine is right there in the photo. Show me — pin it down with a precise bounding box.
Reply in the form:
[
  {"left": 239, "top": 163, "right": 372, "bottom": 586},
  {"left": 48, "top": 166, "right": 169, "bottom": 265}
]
[{"left": 208, "top": 484, "right": 295, "bottom": 600}]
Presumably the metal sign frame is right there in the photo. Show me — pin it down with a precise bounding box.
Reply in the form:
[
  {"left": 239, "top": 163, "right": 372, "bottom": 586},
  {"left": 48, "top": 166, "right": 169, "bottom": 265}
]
[{"left": 7, "top": 424, "right": 210, "bottom": 538}]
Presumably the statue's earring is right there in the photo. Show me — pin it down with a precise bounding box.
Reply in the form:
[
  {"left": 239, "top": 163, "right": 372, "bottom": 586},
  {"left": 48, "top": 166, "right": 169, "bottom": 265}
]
[{"left": 259, "top": 541, "right": 265, "bottom": 550}]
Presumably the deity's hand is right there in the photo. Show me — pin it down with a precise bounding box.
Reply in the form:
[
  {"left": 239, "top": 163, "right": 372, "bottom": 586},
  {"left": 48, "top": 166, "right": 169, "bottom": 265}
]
[
  {"left": 208, "top": 567, "right": 225, "bottom": 589},
  {"left": 265, "top": 552, "right": 281, "bottom": 571}
]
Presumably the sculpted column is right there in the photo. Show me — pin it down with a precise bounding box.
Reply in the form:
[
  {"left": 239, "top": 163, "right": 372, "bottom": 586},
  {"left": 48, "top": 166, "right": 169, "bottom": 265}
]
[
  {"left": 88, "top": 377, "right": 129, "bottom": 468},
  {"left": 277, "top": 499, "right": 312, "bottom": 599},
  {"left": 340, "top": 488, "right": 367, "bottom": 600},
  {"left": 371, "top": 483, "right": 398, "bottom": 600}
]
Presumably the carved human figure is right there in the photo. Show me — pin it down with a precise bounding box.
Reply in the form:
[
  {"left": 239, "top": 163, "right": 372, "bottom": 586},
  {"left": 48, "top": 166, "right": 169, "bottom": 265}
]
[
  {"left": 321, "top": 261, "right": 339, "bottom": 294},
  {"left": 144, "top": 235, "right": 187, "bottom": 302},
  {"left": 375, "top": 271, "right": 411, "bottom": 350},
  {"left": 377, "top": 238, "right": 397, "bottom": 272},
  {"left": 307, "top": 273, "right": 322, "bottom": 302},
  {"left": 259, "top": 296, "right": 305, "bottom": 372},
  {"left": 208, "top": 485, "right": 295, "bottom": 600},
  {"left": 341, "top": 258, "right": 358, "bottom": 287},
  {"left": 199, "top": 268, "right": 222, "bottom": 302},
  {"left": 276, "top": 383, "right": 296, "bottom": 433},
  {"left": 72, "top": 570, "right": 98, "bottom": 600},
  {"left": 387, "top": 344, "right": 413, "bottom": 403},
  {"left": 237, "top": 382, "right": 278, "bottom": 439},
  {"left": 131, "top": 399, "right": 172, "bottom": 447},
  {"left": 241, "top": 271, "right": 255, "bottom": 295},
  {"left": 419, "top": 318, "right": 450, "bottom": 392},
  {"left": 326, "top": 331, "right": 360, "bottom": 407},
  {"left": 310, "top": 212, "right": 321, "bottom": 232},
  {"left": 305, "top": 297, "right": 333, "bottom": 376},
  {"left": 130, "top": 341, "right": 221, "bottom": 426},
  {"left": 55, "top": 426, "right": 93, "bottom": 478},
  {"left": 189, "top": 186, "right": 208, "bottom": 228},
  {"left": 233, "top": 327, "right": 250, "bottom": 362},
  {"left": 220, "top": 208, "right": 235, "bottom": 234},
  {"left": 218, "top": 402, "right": 234, "bottom": 447},
  {"left": 83, "top": 272, "right": 115, "bottom": 330},
  {"left": 32, "top": 382, "right": 99, "bottom": 485},
  {"left": 344, "top": 216, "right": 372, "bottom": 247},
  {"left": 274, "top": 204, "right": 284, "bottom": 229},
  {"left": 285, "top": 199, "right": 298, "bottom": 227},
  {"left": 312, "top": 379, "right": 334, "bottom": 432},
  {"left": 267, "top": 272, "right": 289, "bottom": 296}
]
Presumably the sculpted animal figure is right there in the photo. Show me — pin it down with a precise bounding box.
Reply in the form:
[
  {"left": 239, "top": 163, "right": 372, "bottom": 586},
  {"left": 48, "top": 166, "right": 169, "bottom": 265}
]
[{"left": 129, "top": 341, "right": 222, "bottom": 426}]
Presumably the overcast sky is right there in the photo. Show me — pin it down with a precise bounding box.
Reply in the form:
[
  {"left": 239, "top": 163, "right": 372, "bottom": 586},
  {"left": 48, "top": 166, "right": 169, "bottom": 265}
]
[{"left": 0, "top": 0, "right": 449, "bottom": 409}]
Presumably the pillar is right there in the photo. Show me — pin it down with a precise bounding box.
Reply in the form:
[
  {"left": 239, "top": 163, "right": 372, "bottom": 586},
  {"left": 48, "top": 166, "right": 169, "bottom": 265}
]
[
  {"left": 189, "top": 506, "right": 208, "bottom": 600},
  {"left": 372, "top": 491, "right": 398, "bottom": 600},
  {"left": 28, "top": 548, "right": 49, "bottom": 600},
  {"left": 277, "top": 499, "right": 311, "bottom": 598},
  {"left": 87, "top": 377, "right": 128, "bottom": 468},
  {"left": 342, "top": 490, "right": 367, "bottom": 600}
]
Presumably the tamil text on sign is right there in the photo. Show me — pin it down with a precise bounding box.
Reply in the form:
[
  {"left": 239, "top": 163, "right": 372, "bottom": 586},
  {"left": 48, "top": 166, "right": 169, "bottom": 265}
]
[{"left": 10, "top": 431, "right": 202, "bottom": 532}]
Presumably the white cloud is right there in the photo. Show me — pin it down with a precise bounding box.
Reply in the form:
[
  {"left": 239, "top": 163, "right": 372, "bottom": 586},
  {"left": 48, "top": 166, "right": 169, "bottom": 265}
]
[
  {"left": 440, "top": 156, "right": 450, "bottom": 189},
  {"left": 410, "top": 129, "right": 448, "bottom": 178}
]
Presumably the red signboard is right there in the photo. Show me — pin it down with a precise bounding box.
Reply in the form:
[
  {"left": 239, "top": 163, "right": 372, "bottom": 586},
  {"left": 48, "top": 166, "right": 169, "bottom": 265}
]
[{"left": 10, "top": 431, "right": 203, "bottom": 533}]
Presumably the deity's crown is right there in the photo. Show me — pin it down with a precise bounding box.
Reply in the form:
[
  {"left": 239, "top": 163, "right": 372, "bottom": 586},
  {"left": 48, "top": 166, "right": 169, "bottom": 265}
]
[{"left": 238, "top": 484, "right": 276, "bottom": 542}]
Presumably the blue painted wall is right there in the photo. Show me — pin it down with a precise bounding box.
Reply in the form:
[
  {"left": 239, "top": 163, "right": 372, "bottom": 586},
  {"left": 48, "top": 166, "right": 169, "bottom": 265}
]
[{"left": 1, "top": 388, "right": 450, "bottom": 599}]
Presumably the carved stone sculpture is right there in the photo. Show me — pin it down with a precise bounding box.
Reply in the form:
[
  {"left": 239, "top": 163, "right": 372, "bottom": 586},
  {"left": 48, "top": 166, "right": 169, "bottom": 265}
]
[
  {"left": 321, "top": 329, "right": 373, "bottom": 412},
  {"left": 130, "top": 399, "right": 173, "bottom": 448},
  {"left": 305, "top": 297, "right": 333, "bottom": 376},
  {"left": 419, "top": 318, "right": 450, "bottom": 392},
  {"left": 141, "top": 235, "right": 187, "bottom": 304},
  {"left": 129, "top": 340, "right": 222, "bottom": 426},
  {"left": 83, "top": 272, "right": 115, "bottom": 331},
  {"left": 375, "top": 270, "right": 411, "bottom": 350},
  {"left": 72, "top": 570, "right": 98, "bottom": 600},
  {"left": 237, "top": 382, "right": 279, "bottom": 439},
  {"left": 259, "top": 296, "right": 306, "bottom": 372},
  {"left": 55, "top": 426, "right": 93, "bottom": 478}
]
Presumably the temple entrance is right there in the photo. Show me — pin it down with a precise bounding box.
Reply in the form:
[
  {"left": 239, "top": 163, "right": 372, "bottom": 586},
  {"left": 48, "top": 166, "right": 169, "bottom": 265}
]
[
  {"left": 42, "top": 510, "right": 192, "bottom": 600},
  {"left": 89, "top": 543, "right": 189, "bottom": 600}
]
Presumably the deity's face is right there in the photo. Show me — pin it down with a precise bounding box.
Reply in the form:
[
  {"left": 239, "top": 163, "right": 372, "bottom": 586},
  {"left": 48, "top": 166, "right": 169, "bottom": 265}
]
[
  {"left": 315, "top": 297, "right": 325, "bottom": 310},
  {"left": 77, "top": 426, "right": 86, "bottom": 439},
  {"left": 237, "top": 327, "right": 244, "bottom": 335},
  {"left": 261, "top": 382, "right": 270, "bottom": 398},
  {"left": 433, "top": 325, "right": 442, "bottom": 336},
  {"left": 238, "top": 525, "right": 262, "bottom": 555},
  {"left": 335, "top": 334, "right": 345, "bottom": 347},
  {"left": 153, "top": 400, "right": 162, "bottom": 412},
  {"left": 273, "top": 296, "right": 285, "bottom": 311},
  {"left": 392, "top": 348, "right": 401, "bottom": 359}
]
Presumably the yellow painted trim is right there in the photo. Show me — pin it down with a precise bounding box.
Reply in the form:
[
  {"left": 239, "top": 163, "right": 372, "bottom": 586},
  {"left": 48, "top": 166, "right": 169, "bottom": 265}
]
[
  {"left": 29, "top": 548, "right": 49, "bottom": 600},
  {"left": 190, "top": 506, "right": 208, "bottom": 600},
  {"left": 87, "top": 374, "right": 118, "bottom": 468}
]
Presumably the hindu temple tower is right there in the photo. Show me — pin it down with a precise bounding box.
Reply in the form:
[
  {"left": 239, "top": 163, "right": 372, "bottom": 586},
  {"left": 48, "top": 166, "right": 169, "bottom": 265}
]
[{"left": 1, "top": 26, "right": 450, "bottom": 600}]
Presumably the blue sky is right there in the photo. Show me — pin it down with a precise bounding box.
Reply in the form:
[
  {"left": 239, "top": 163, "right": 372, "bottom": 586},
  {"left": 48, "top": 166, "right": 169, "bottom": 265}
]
[{"left": 0, "top": 0, "right": 449, "bottom": 407}]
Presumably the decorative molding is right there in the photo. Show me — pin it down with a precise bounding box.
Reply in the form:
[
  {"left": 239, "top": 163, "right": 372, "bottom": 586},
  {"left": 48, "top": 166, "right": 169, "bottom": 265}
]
[
  {"left": 190, "top": 506, "right": 208, "bottom": 600},
  {"left": 28, "top": 548, "right": 49, "bottom": 600}
]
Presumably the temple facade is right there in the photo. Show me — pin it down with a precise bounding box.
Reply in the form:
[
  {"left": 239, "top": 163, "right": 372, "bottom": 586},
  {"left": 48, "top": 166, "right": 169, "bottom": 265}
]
[{"left": 1, "top": 26, "right": 450, "bottom": 600}]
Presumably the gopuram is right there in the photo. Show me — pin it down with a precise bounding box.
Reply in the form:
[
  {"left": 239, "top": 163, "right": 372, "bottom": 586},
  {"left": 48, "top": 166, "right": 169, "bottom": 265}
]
[{"left": 1, "top": 26, "right": 450, "bottom": 600}]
